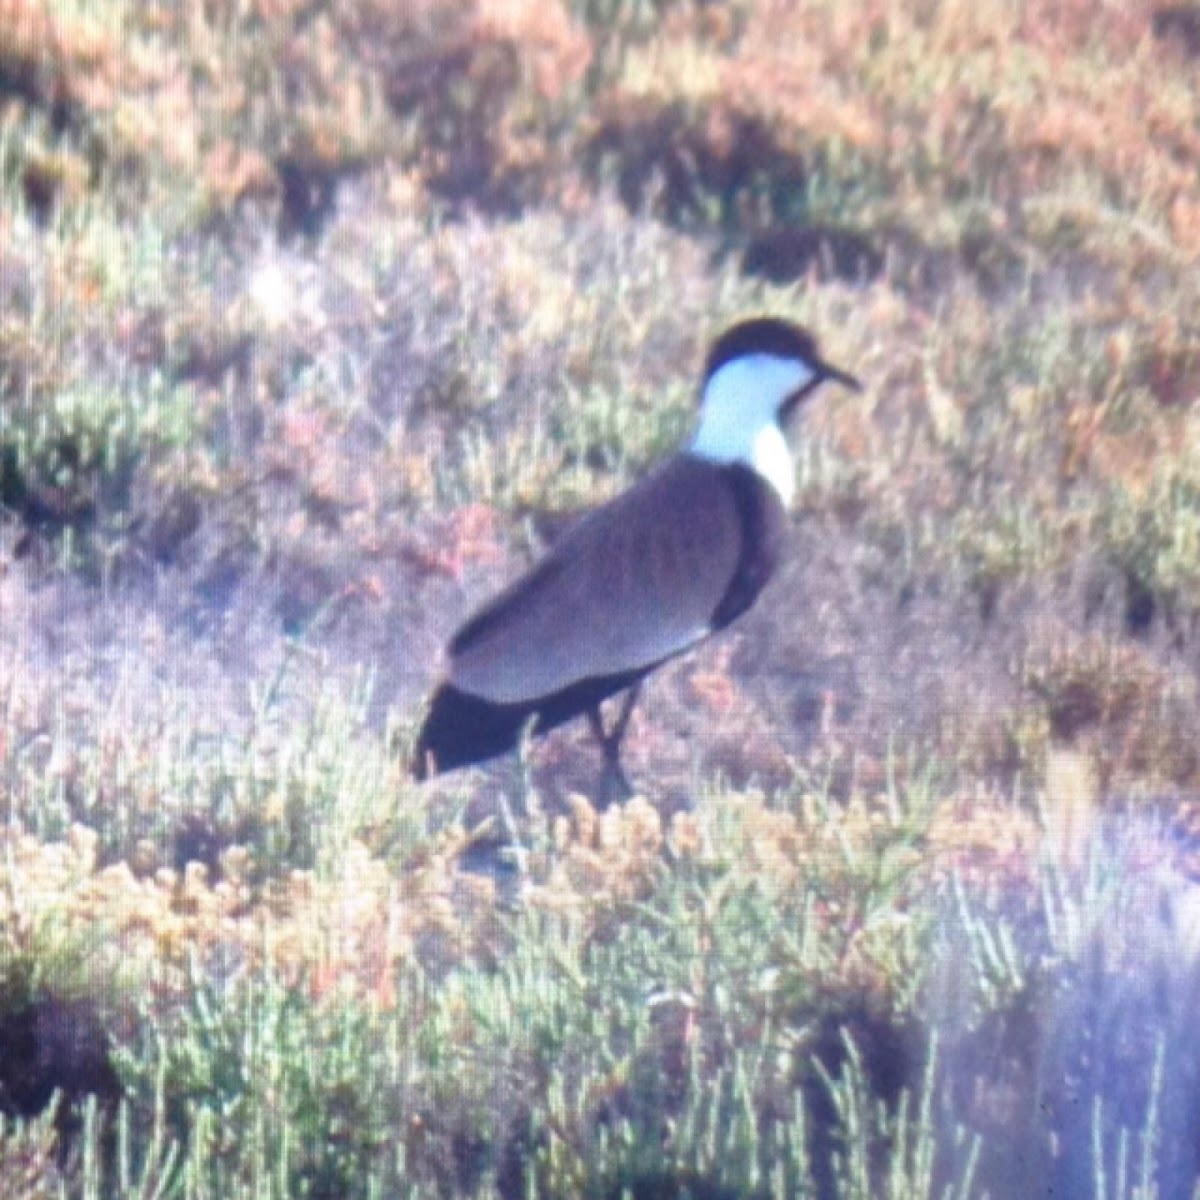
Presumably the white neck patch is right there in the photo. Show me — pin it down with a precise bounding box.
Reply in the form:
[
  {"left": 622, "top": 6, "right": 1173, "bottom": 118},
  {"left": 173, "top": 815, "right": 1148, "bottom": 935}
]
[{"left": 688, "top": 354, "right": 813, "bottom": 505}]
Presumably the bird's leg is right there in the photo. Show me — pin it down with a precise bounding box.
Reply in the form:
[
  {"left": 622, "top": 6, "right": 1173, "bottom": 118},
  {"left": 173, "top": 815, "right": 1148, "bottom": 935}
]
[
  {"left": 609, "top": 682, "right": 642, "bottom": 747},
  {"left": 586, "top": 683, "right": 642, "bottom": 805}
]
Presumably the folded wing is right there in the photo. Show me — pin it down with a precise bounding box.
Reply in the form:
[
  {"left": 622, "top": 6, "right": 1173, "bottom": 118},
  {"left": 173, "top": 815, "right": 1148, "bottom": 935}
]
[{"left": 448, "top": 456, "right": 744, "bottom": 703}]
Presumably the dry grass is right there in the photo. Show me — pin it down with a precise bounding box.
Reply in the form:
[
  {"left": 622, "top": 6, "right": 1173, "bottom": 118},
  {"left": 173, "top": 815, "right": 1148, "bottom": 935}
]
[{"left": 1, "top": 0, "right": 1199, "bottom": 1194}]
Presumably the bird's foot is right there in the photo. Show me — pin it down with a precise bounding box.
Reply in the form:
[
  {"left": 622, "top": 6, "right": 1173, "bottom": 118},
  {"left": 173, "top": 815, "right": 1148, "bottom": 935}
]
[
  {"left": 595, "top": 754, "right": 634, "bottom": 808},
  {"left": 586, "top": 685, "right": 641, "bottom": 806}
]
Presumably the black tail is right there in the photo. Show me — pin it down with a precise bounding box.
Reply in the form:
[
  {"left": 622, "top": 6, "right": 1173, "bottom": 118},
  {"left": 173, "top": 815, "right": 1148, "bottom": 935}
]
[
  {"left": 412, "top": 668, "right": 651, "bottom": 779},
  {"left": 412, "top": 684, "right": 531, "bottom": 778}
]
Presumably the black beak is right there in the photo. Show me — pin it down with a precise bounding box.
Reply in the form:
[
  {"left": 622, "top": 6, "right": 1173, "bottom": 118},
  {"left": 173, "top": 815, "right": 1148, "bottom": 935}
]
[
  {"left": 781, "top": 356, "right": 862, "bottom": 421},
  {"left": 817, "top": 358, "right": 862, "bottom": 392}
]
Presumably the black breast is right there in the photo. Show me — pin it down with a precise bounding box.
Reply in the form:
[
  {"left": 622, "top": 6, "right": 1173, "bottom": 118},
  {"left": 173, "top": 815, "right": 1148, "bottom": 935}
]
[{"left": 709, "top": 464, "right": 788, "bottom": 630}]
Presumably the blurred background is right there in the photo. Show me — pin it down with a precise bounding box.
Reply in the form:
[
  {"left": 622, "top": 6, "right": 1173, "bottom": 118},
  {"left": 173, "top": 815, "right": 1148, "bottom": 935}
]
[{"left": 1, "top": 2, "right": 1200, "bottom": 1196}]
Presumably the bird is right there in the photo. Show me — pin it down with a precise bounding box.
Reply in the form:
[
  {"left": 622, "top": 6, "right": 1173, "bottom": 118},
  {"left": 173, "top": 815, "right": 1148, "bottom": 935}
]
[{"left": 412, "top": 316, "right": 861, "bottom": 793}]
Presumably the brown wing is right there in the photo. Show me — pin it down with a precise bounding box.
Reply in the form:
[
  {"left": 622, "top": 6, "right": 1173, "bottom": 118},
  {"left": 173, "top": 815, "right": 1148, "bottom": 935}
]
[{"left": 448, "top": 456, "right": 744, "bottom": 703}]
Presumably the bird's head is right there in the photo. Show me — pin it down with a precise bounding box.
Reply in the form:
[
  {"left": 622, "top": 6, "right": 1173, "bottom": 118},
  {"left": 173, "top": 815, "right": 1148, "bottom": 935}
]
[{"left": 689, "top": 317, "right": 861, "bottom": 504}]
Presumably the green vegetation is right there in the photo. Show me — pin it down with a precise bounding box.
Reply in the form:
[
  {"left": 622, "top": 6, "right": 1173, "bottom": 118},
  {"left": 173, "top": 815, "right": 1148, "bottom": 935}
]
[{"left": 2, "top": 0, "right": 1199, "bottom": 1195}]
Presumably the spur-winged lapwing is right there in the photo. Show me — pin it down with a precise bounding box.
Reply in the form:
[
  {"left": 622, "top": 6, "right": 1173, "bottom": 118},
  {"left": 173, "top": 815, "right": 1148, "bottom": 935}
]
[{"left": 413, "top": 317, "right": 860, "bottom": 789}]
